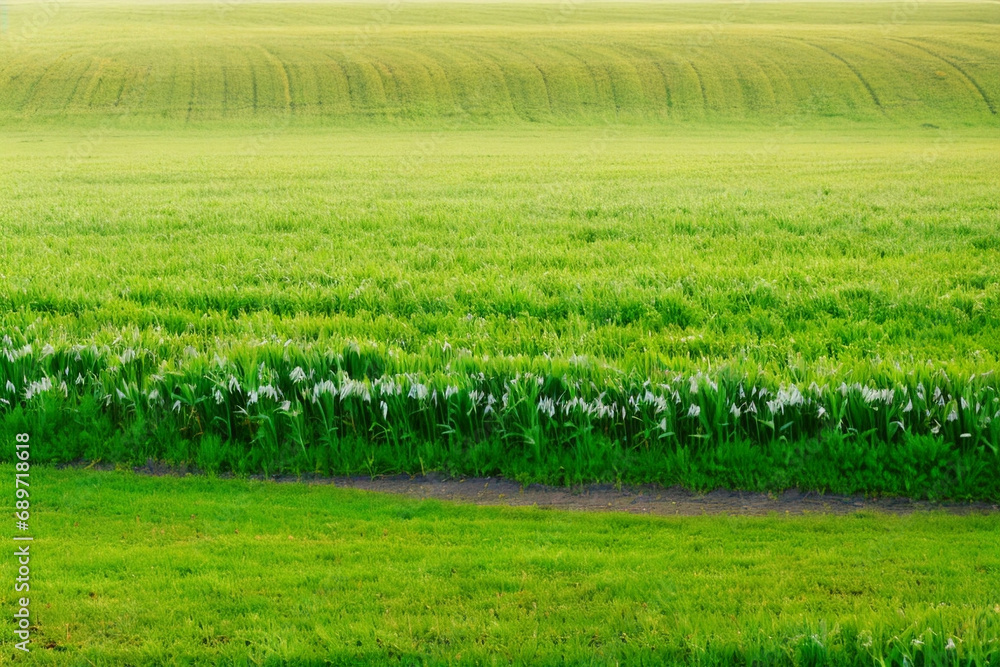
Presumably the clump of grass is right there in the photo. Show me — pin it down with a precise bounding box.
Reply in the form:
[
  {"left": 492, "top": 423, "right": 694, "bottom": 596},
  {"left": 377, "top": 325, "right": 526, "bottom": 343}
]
[{"left": 3, "top": 338, "right": 997, "bottom": 499}]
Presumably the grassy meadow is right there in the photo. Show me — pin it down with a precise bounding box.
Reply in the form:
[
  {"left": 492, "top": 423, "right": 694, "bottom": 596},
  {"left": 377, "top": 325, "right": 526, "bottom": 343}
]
[
  {"left": 1, "top": 466, "right": 999, "bottom": 665},
  {"left": 1, "top": 2, "right": 999, "bottom": 126},
  {"left": 2, "top": 2, "right": 1000, "bottom": 665},
  {"left": 1, "top": 1, "right": 999, "bottom": 494}
]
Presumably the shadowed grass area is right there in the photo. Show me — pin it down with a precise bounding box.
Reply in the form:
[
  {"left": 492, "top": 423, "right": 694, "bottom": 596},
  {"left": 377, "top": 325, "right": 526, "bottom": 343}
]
[{"left": 0, "top": 466, "right": 998, "bottom": 665}]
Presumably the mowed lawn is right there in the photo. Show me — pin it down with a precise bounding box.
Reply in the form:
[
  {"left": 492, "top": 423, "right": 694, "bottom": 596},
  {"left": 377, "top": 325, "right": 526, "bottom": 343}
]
[{"left": 0, "top": 466, "right": 998, "bottom": 665}]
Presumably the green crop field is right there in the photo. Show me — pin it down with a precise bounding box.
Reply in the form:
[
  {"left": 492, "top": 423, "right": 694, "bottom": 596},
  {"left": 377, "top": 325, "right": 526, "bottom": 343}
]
[
  {"left": 4, "top": 127, "right": 1000, "bottom": 497},
  {"left": 1, "top": 1, "right": 999, "bottom": 494},
  {"left": 2, "top": 1, "right": 1000, "bottom": 665},
  {"left": 1, "top": 1, "right": 998, "bottom": 125}
]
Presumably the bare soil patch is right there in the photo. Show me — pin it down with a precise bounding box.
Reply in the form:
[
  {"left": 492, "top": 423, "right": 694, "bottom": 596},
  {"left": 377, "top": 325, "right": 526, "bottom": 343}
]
[
  {"left": 77, "top": 461, "right": 1000, "bottom": 516},
  {"left": 308, "top": 473, "right": 999, "bottom": 516}
]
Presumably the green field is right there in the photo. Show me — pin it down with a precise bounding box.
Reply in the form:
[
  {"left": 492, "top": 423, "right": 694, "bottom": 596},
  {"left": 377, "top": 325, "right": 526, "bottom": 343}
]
[
  {"left": 3, "top": 2, "right": 1000, "bottom": 665},
  {"left": 1, "top": 466, "right": 999, "bottom": 665},
  {"left": 2, "top": 1, "right": 999, "bottom": 126},
  {"left": 4, "top": 128, "right": 1000, "bottom": 367},
  {"left": 1, "top": 3, "right": 999, "bottom": 490}
]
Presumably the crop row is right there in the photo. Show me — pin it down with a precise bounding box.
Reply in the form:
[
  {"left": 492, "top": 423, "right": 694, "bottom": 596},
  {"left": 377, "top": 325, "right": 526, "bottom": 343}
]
[
  {"left": 3, "top": 5, "right": 998, "bottom": 125},
  {"left": 2, "top": 338, "right": 998, "bottom": 491}
]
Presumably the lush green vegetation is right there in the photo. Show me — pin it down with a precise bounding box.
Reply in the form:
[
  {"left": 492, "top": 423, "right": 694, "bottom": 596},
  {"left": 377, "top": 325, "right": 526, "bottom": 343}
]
[
  {"left": 3, "top": 129, "right": 999, "bottom": 496},
  {"left": 2, "top": 129, "right": 999, "bottom": 366},
  {"left": 1, "top": 466, "right": 998, "bottom": 665},
  {"left": 1, "top": 2, "right": 998, "bottom": 126},
  {"left": 2, "top": 3, "right": 999, "bottom": 664},
  {"left": 4, "top": 336, "right": 1000, "bottom": 499},
  {"left": 1, "top": 2, "right": 998, "bottom": 493}
]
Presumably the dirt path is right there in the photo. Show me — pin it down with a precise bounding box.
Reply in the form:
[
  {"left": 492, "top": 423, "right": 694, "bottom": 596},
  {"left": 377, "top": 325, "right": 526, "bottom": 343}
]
[
  {"left": 307, "top": 474, "right": 999, "bottom": 516},
  {"left": 75, "top": 462, "right": 999, "bottom": 516}
]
